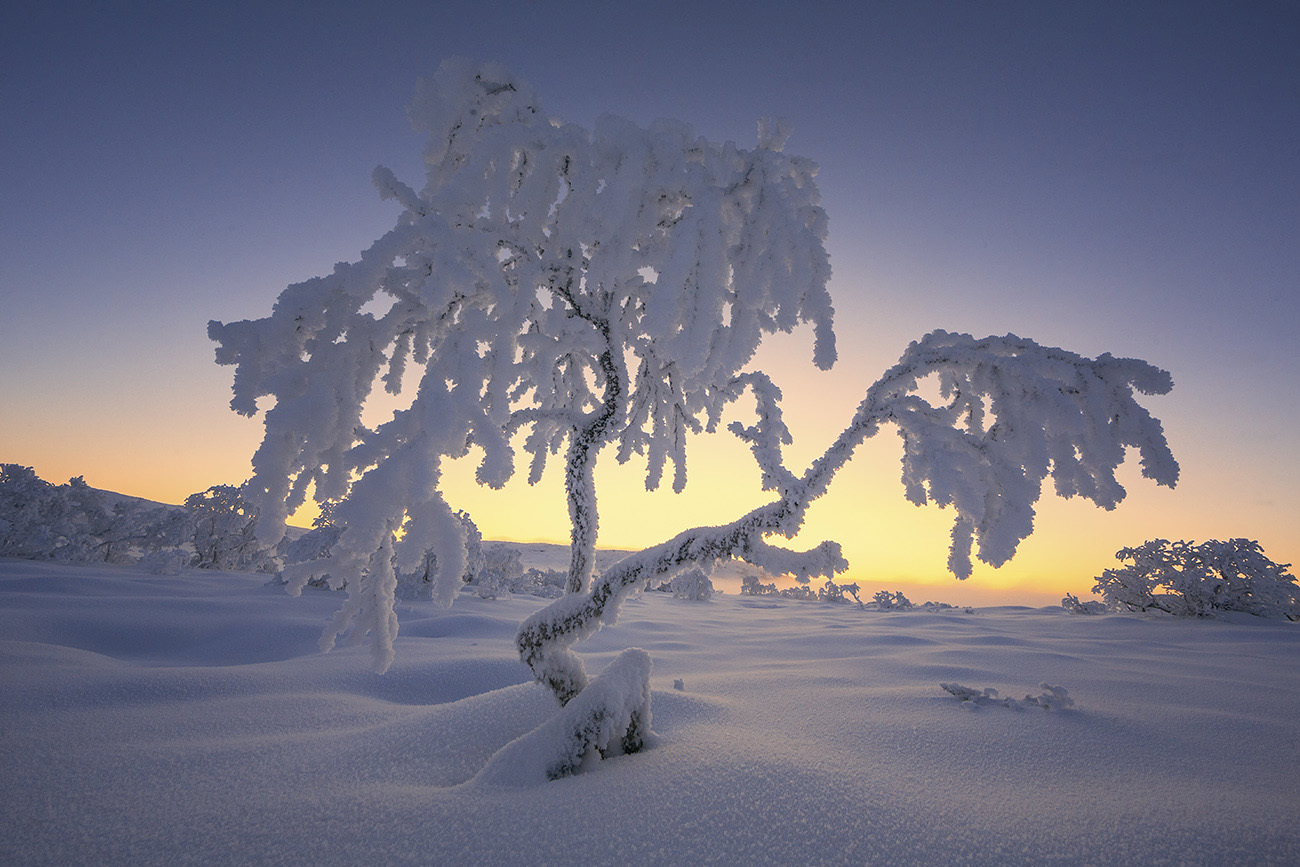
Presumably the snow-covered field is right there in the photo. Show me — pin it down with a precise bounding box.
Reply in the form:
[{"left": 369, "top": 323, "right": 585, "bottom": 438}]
[{"left": 2, "top": 555, "right": 1298, "bottom": 866}]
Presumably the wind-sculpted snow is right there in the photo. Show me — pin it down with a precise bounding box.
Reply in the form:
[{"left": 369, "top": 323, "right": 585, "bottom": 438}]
[
  {"left": 474, "top": 647, "right": 653, "bottom": 785},
  {"left": 3, "top": 559, "right": 1299, "bottom": 865}
]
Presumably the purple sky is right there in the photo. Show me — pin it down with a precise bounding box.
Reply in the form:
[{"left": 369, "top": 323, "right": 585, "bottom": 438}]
[{"left": 2, "top": 1, "right": 1296, "bottom": 595}]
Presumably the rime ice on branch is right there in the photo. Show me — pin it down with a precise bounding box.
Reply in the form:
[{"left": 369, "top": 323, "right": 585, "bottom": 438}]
[
  {"left": 208, "top": 59, "right": 835, "bottom": 671},
  {"left": 1087, "top": 538, "right": 1297, "bottom": 618},
  {"left": 517, "top": 331, "right": 1180, "bottom": 704}
]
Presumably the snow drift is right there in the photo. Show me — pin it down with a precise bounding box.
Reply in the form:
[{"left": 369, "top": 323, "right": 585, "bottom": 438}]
[{"left": 2, "top": 556, "right": 1297, "bottom": 865}]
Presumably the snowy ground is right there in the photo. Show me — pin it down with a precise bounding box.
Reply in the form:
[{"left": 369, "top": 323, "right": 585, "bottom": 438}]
[{"left": 2, "top": 556, "right": 1298, "bottom": 866}]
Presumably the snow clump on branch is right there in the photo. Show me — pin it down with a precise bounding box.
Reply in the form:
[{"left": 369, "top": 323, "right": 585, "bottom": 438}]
[{"left": 209, "top": 58, "right": 836, "bottom": 672}]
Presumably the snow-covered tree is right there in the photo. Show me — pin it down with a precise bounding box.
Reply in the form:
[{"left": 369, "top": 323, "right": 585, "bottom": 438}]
[
  {"left": 93, "top": 498, "right": 191, "bottom": 565},
  {"left": 396, "top": 510, "right": 484, "bottom": 599},
  {"left": 873, "top": 590, "right": 914, "bottom": 610},
  {"left": 670, "top": 567, "right": 714, "bottom": 601},
  {"left": 818, "top": 579, "right": 863, "bottom": 605},
  {"left": 1, "top": 466, "right": 193, "bottom": 566},
  {"left": 1088, "top": 538, "right": 1297, "bottom": 619},
  {"left": 279, "top": 510, "right": 346, "bottom": 568},
  {"left": 210, "top": 62, "right": 1180, "bottom": 777},
  {"left": 209, "top": 58, "right": 834, "bottom": 671},
  {"left": 1060, "top": 593, "right": 1107, "bottom": 615},
  {"left": 185, "top": 485, "right": 274, "bottom": 571},
  {"left": 0, "top": 464, "right": 66, "bottom": 559},
  {"left": 514, "top": 331, "right": 1180, "bottom": 724}
]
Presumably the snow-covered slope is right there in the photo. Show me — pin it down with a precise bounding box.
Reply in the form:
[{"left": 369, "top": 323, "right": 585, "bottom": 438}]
[{"left": 2, "top": 557, "right": 1297, "bottom": 865}]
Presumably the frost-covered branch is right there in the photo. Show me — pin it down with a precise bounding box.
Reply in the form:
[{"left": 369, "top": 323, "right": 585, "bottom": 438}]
[
  {"left": 518, "top": 330, "right": 1178, "bottom": 703},
  {"left": 209, "top": 59, "right": 836, "bottom": 671}
]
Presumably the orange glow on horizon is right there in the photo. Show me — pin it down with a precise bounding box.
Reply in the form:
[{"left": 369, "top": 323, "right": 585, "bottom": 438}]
[{"left": 5, "top": 325, "right": 1294, "bottom": 609}]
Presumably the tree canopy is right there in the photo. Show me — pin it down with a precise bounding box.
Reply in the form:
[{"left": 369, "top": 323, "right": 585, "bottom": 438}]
[{"left": 210, "top": 59, "right": 836, "bottom": 670}]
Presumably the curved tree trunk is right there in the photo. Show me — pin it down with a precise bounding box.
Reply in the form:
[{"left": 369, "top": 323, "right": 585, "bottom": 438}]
[{"left": 561, "top": 310, "right": 623, "bottom": 596}]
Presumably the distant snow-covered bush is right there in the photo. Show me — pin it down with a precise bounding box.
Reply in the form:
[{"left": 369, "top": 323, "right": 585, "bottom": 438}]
[
  {"left": 738, "top": 572, "right": 860, "bottom": 604},
  {"left": 1, "top": 465, "right": 192, "bottom": 566},
  {"left": 740, "top": 573, "right": 779, "bottom": 597},
  {"left": 873, "top": 590, "right": 913, "bottom": 610},
  {"left": 1060, "top": 593, "right": 1108, "bottom": 615},
  {"left": 186, "top": 485, "right": 277, "bottom": 572},
  {"left": 670, "top": 568, "right": 715, "bottom": 601},
  {"left": 1086, "top": 538, "right": 1297, "bottom": 620},
  {"left": 737, "top": 575, "right": 821, "bottom": 601},
  {"left": 463, "top": 544, "right": 526, "bottom": 598},
  {"left": 1, "top": 465, "right": 78, "bottom": 560},
  {"left": 463, "top": 557, "right": 567, "bottom": 599},
  {"left": 394, "top": 511, "right": 483, "bottom": 600},
  {"left": 818, "top": 579, "right": 863, "bottom": 606},
  {"left": 738, "top": 575, "right": 964, "bottom": 611},
  {"left": 940, "top": 682, "right": 1074, "bottom": 710},
  {"left": 483, "top": 545, "right": 525, "bottom": 583}
]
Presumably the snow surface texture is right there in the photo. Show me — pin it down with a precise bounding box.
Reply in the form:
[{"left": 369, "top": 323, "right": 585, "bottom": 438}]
[{"left": 3, "top": 557, "right": 1298, "bottom": 865}]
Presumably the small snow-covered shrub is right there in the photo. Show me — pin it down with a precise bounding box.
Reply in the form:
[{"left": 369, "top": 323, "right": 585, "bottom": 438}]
[
  {"left": 873, "top": 590, "right": 914, "bottom": 610},
  {"left": 940, "top": 682, "right": 1074, "bottom": 710},
  {"left": 470, "top": 565, "right": 567, "bottom": 600},
  {"left": 1061, "top": 593, "right": 1107, "bottom": 615},
  {"left": 738, "top": 573, "right": 860, "bottom": 603},
  {"left": 395, "top": 511, "right": 483, "bottom": 599},
  {"left": 1091, "top": 538, "right": 1297, "bottom": 619},
  {"left": 1, "top": 466, "right": 99, "bottom": 561},
  {"left": 464, "top": 544, "right": 526, "bottom": 598},
  {"left": 517, "top": 568, "right": 569, "bottom": 598},
  {"left": 740, "top": 573, "right": 779, "bottom": 596},
  {"left": 671, "top": 568, "right": 714, "bottom": 601},
  {"left": 739, "top": 577, "right": 959, "bottom": 611},
  {"left": 186, "top": 485, "right": 276, "bottom": 572},
  {"left": 483, "top": 545, "right": 525, "bottom": 583},
  {"left": 818, "top": 579, "right": 864, "bottom": 606}
]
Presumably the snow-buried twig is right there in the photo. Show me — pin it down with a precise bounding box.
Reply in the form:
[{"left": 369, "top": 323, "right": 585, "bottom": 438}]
[{"left": 940, "top": 682, "right": 1076, "bottom": 710}]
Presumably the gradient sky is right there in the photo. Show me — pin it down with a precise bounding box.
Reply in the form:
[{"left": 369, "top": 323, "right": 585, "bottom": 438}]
[{"left": 3, "top": 1, "right": 1297, "bottom": 604}]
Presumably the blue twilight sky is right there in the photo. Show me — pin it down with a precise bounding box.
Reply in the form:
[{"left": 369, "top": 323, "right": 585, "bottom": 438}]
[{"left": 2, "top": 1, "right": 1297, "bottom": 598}]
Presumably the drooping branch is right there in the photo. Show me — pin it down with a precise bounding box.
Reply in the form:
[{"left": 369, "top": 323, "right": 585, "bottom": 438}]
[
  {"left": 211, "top": 61, "right": 839, "bottom": 673},
  {"left": 517, "top": 330, "right": 1179, "bottom": 703}
]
